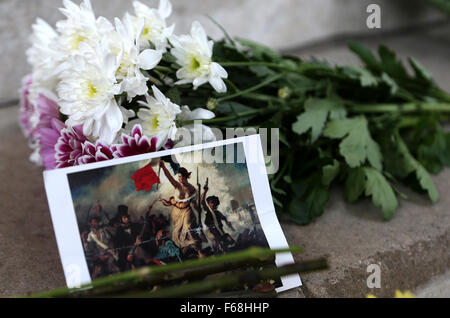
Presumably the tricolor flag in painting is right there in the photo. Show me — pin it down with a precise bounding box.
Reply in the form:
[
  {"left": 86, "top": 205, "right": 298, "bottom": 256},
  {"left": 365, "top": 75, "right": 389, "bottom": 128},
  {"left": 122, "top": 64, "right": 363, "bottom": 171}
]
[{"left": 131, "top": 164, "right": 160, "bottom": 191}]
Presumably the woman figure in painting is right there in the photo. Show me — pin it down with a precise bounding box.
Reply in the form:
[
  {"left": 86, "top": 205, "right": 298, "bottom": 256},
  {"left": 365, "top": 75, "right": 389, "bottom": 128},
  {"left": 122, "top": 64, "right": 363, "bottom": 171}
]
[{"left": 159, "top": 161, "right": 205, "bottom": 258}]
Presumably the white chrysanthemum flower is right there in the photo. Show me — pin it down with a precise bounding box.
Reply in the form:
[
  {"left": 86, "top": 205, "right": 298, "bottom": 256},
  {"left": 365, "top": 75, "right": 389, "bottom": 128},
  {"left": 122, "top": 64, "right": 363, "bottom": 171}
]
[
  {"left": 132, "top": 0, "right": 175, "bottom": 52},
  {"left": 57, "top": 43, "right": 123, "bottom": 145},
  {"left": 111, "top": 14, "right": 162, "bottom": 100},
  {"left": 170, "top": 21, "right": 228, "bottom": 93},
  {"left": 56, "top": 0, "right": 114, "bottom": 56},
  {"left": 128, "top": 85, "right": 181, "bottom": 148},
  {"left": 26, "top": 18, "right": 62, "bottom": 101},
  {"left": 127, "top": 85, "right": 216, "bottom": 149},
  {"left": 175, "top": 106, "right": 217, "bottom": 147}
]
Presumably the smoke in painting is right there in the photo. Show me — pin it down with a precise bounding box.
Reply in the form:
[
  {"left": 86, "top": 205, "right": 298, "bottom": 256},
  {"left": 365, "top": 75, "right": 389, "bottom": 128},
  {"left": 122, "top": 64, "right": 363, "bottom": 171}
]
[{"left": 67, "top": 143, "right": 271, "bottom": 280}]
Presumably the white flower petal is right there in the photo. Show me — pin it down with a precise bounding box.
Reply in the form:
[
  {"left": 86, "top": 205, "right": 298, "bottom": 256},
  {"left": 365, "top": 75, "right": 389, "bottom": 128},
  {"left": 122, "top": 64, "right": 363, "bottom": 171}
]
[
  {"left": 120, "top": 106, "right": 136, "bottom": 124},
  {"left": 175, "top": 124, "right": 217, "bottom": 147},
  {"left": 210, "top": 62, "right": 228, "bottom": 78},
  {"left": 178, "top": 106, "right": 215, "bottom": 121},
  {"left": 193, "top": 77, "right": 209, "bottom": 88},
  {"left": 158, "top": 0, "right": 172, "bottom": 19},
  {"left": 151, "top": 85, "right": 167, "bottom": 104},
  {"left": 191, "top": 21, "right": 208, "bottom": 45},
  {"left": 209, "top": 77, "right": 227, "bottom": 93},
  {"left": 138, "top": 49, "right": 162, "bottom": 70}
]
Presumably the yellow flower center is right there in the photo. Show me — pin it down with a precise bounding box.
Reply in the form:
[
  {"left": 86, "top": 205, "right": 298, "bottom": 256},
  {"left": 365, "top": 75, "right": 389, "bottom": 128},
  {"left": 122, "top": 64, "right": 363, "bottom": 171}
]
[
  {"left": 142, "top": 25, "right": 151, "bottom": 37},
  {"left": 189, "top": 57, "right": 201, "bottom": 72},
  {"left": 70, "top": 34, "right": 87, "bottom": 50},
  {"left": 84, "top": 81, "right": 98, "bottom": 100},
  {"left": 151, "top": 115, "right": 159, "bottom": 130},
  {"left": 116, "top": 52, "right": 134, "bottom": 77}
]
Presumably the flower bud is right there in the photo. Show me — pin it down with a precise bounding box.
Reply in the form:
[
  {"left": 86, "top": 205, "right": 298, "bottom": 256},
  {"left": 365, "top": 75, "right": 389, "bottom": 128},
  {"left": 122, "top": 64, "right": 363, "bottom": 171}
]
[
  {"left": 207, "top": 98, "right": 219, "bottom": 111},
  {"left": 278, "top": 87, "right": 291, "bottom": 99}
]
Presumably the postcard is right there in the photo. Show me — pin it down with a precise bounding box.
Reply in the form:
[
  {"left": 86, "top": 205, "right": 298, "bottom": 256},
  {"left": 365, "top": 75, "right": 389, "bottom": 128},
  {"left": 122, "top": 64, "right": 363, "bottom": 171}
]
[{"left": 43, "top": 135, "right": 301, "bottom": 292}]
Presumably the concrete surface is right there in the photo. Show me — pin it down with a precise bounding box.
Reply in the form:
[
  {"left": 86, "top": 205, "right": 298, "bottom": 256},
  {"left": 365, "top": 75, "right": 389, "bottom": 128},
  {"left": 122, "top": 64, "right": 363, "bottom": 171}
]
[
  {"left": 0, "top": 0, "right": 445, "bottom": 102},
  {"left": 1, "top": 103, "right": 449, "bottom": 297},
  {"left": 0, "top": 107, "right": 65, "bottom": 296},
  {"left": 280, "top": 185, "right": 450, "bottom": 298},
  {"left": 415, "top": 270, "right": 450, "bottom": 298},
  {"left": 1, "top": 23, "right": 450, "bottom": 297}
]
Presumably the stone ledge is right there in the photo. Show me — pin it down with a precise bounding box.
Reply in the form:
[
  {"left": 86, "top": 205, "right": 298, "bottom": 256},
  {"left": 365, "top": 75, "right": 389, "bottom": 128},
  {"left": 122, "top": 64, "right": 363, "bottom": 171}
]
[
  {"left": 1, "top": 106, "right": 449, "bottom": 297},
  {"left": 279, "top": 188, "right": 450, "bottom": 298}
]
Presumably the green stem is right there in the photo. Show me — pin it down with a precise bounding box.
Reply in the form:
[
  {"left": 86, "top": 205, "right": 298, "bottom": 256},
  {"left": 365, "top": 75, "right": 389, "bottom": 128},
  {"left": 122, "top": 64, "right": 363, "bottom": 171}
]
[
  {"left": 85, "top": 257, "right": 276, "bottom": 298},
  {"left": 153, "top": 65, "right": 173, "bottom": 73},
  {"left": 224, "top": 78, "right": 240, "bottom": 93},
  {"left": 203, "top": 107, "right": 277, "bottom": 125},
  {"left": 218, "top": 73, "right": 285, "bottom": 103},
  {"left": 242, "top": 93, "right": 282, "bottom": 103},
  {"left": 224, "top": 79, "right": 281, "bottom": 103},
  {"left": 221, "top": 61, "right": 294, "bottom": 72},
  {"left": 397, "top": 117, "right": 421, "bottom": 129},
  {"left": 349, "top": 102, "right": 450, "bottom": 113},
  {"left": 26, "top": 247, "right": 301, "bottom": 298},
  {"left": 127, "top": 259, "right": 328, "bottom": 298}
]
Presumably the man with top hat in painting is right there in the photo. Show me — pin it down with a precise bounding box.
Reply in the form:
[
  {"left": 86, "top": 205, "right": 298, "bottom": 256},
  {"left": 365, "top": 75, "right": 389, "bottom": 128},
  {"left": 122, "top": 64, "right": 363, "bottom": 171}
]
[{"left": 115, "top": 205, "right": 143, "bottom": 270}]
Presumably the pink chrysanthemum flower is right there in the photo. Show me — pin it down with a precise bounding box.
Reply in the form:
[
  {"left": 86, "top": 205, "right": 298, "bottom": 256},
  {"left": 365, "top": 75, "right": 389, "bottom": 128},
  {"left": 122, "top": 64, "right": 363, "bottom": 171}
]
[
  {"left": 113, "top": 124, "right": 158, "bottom": 158},
  {"left": 78, "top": 142, "right": 114, "bottom": 165},
  {"left": 39, "top": 119, "right": 66, "bottom": 170},
  {"left": 40, "top": 119, "right": 116, "bottom": 169},
  {"left": 54, "top": 125, "right": 89, "bottom": 168},
  {"left": 19, "top": 77, "right": 60, "bottom": 140},
  {"left": 33, "top": 94, "right": 60, "bottom": 136}
]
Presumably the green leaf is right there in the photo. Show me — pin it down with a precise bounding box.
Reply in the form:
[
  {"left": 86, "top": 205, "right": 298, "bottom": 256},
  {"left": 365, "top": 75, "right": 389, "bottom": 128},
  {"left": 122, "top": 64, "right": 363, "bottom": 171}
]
[
  {"left": 417, "top": 129, "right": 450, "bottom": 174},
  {"left": 162, "top": 52, "right": 177, "bottom": 63},
  {"left": 363, "top": 167, "right": 398, "bottom": 220},
  {"left": 344, "top": 167, "right": 366, "bottom": 203},
  {"left": 380, "top": 130, "right": 439, "bottom": 203},
  {"left": 343, "top": 66, "right": 378, "bottom": 87},
  {"left": 323, "top": 117, "right": 382, "bottom": 171},
  {"left": 322, "top": 159, "right": 340, "bottom": 186},
  {"left": 288, "top": 185, "right": 329, "bottom": 225},
  {"left": 218, "top": 101, "right": 254, "bottom": 115},
  {"left": 381, "top": 73, "right": 399, "bottom": 95},
  {"left": 292, "top": 98, "right": 346, "bottom": 142},
  {"left": 378, "top": 45, "right": 408, "bottom": 79},
  {"left": 408, "top": 57, "right": 432, "bottom": 83},
  {"left": 249, "top": 65, "right": 277, "bottom": 78},
  {"left": 213, "top": 39, "right": 248, "bottom": 63},
  {"left": 235, "top": 37, "right": 282, "bottom": 62},
  {"left": 284, "top": 73, "right": 318, "bottom": 95},
  {"left": 165, "top": 87, "right": 181, "bottom": 105},
  {"left": 399, "top": 132, "right": 439, "bottom": 203},
  {"left": 415, "top": 165, "right": 439, "bottom": 203},
  {"left": 288, "top": 175, "right": 330, "bottom": 225},
  {"left": 305, "top": 186, "right": 330, "bottom": 218},
  {"left": 288, "top": 199, "right": 310, "bottom": 225},
  {"left": 348, "top": 41, "right": 381, "bottom": 73}
]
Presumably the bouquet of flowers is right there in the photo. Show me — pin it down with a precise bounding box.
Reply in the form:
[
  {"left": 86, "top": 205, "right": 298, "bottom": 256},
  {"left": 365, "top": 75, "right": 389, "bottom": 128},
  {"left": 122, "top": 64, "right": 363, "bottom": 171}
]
[{"left": 20, "top": 0, "right": 450, "bottom": 224}]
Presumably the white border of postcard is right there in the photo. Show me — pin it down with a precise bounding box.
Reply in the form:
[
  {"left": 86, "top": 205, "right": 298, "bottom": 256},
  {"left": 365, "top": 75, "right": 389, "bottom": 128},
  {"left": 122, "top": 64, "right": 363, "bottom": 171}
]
[{"left": 43, "top": 135, "right": 301, "bottom": 293}]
